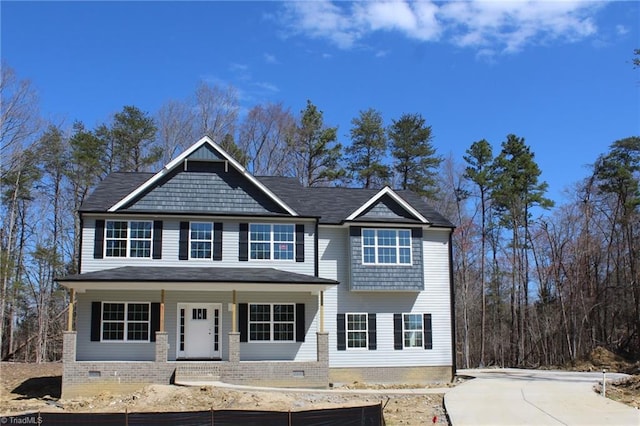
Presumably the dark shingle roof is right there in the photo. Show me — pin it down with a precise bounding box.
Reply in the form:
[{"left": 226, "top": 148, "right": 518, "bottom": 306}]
[
  {"left": 257, "top": 177, "right": 453, "bottom": 227},
  {"left": 58, "top": 266, "right": 338, "bottom": 285},
  {"left": 79, "top": 171, "right": 454, "bottom": 227},
  {"left": 80, "top": 172, "right": 154, "bottom": 212}
]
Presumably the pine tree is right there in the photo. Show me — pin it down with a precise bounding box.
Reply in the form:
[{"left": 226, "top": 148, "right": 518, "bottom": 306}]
[
  {"left": 346, "top": 108, "right": 390, "bottom": 188},
  {"left": 491, "top": 134, "right": 553, "bottom": 365},
  {"left": 289, "top": 100, "right": 344, "bottom": 187},
  {"left": 463, "top": 139, "right": 493, "bottom": 367},
  {"left": 388, "top": 113, "right": 441, "bottom": 198}
]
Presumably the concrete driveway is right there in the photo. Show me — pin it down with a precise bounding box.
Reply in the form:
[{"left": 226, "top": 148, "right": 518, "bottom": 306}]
[{"left": 445, "top": 368, "right": 640, "bottom": 425}]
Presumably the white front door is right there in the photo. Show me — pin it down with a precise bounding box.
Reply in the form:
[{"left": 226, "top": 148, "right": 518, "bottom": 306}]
[{"left": 177, "top": 303, "right": 221, "bottom": 359}]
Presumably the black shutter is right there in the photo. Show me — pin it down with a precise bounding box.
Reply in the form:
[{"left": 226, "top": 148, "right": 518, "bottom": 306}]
[
  {"left": 91, "top": 302, "right": 102, "bottom": 341},
  {"left": 213, "top": 222, "right": 223, "bottom": 261},
  {"left": 150, "top": 303, "right": 160, "bottom": 342},
  {"left": 239, "top": 303, "right": 248, "bottom": 342},
  {"left": 179, "top": 221, "right": 189, "bottom": 260},
  {"left": 296, "top": 303, "right": 305, "bottom": 342},
  {"left": 349, "top": 226, "right": 361, "bottom": 237},
  {"left": 152, "top": 221, "right": 163, "bottom": 259},
  {"left": 411, "top": 228, "right": 423, "bottom": 238},
  {"left": 295, "top": 224, "right": 305, "bottom": 262},
  {"left": 337, "top": 314, "right": 346, "bottom": 351},
  {"left": 394, "top": 313, "right": 403, "bottom": 350},
  {"left": 368, "top": 313, "right": 377, "bottom": 350},
  {"left": 424, "top": 313, "right": 433, "bottom": 350},
  {"left": 239, "top": 223, "right": 248, "bottom": 261},
  {"left": 93, "top": 220, "right": 105, "bottom": 259}
]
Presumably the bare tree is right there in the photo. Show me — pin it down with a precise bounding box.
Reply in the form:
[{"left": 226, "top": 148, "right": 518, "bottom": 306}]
[
  {"left": 156, "top": 99, "right": 197, "bottom": 165},
  {"left": 237, "top": 102, "right": 296, "bottom": 175},
  {"left": 0, "top": 65, "right": 40, "bottom": 156},
  {"left": 193, "top": 81, "right": 239, "bottom": 143}
]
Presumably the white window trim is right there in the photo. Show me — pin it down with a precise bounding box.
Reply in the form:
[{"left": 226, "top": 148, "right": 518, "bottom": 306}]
[
  {"left": 248, "top": 303, "right": 296, "bottom": 342},
  {"left": 101, "top": 301, "right": 151, "bottom": 343},
  {"left": 189, "top": 221, "right": 214, "bottom": 260},
  {"left": 104, "top": 220, "right": 153, "bottom": 258},
  {"left": 402, "top": 313, "right": 424, "bottom": 349},
  {"left": 361, "top": 228, "right": 412, "bottom": 265},
  {"left": 249, "top": 223, "right": 295, "bottom": 262},
  {"left": 346, "top": 312, "right": 368, "bottom": 350}
]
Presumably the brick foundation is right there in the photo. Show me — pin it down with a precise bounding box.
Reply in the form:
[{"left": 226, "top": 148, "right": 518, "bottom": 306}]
[
  {"left": 62, "top": 331, "right": 176, "bottom": 399},
  {"left": 63, "top": 331, "right": 446, "bottom": 396}
]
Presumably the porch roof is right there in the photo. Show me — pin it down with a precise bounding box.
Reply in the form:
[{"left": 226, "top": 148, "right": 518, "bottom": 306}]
[{"left": 57, "top": 266, "right": 339, "bottom": 293}]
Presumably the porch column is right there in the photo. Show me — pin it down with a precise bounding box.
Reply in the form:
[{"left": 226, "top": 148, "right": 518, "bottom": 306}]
[
  {"left": 317, "top": 332, "right": 329, "bottom": 365},
  {"left": 319, "top": 291, "right": 324, "bottom": 333},
  {"left": 67, "top": 288, "right": 75, "bottom": 331},
  {"left": 160, "top": 289, "right": 165, "bottom": 332},
  {"left": 63, "top": 331, "right": 77, "bottom": 363},
  {"left": 231, "top": 290, "right": 237, "bottom": 332},
  {"left": 155, "top": 332, "right": 168, "bottom": 362},
  {"left": 228, "top": 332, "right": 240, "bottom": 363}
]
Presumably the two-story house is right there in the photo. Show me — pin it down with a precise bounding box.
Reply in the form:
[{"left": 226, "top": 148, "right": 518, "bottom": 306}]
[{"left": 57, "top": 136, "right": 455, "bottom": 398}]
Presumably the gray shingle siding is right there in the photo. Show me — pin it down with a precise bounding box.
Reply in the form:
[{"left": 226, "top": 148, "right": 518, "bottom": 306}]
[
  {"left": 349, "top": 227, "right": 424, "bottom": 291},
  {"left": 357, "top": 196, "right": 416, "bottom": 221},
  {"left": 188, "top": 144, "right": 225, "bottom": 161},
  {"left": 124, "top": 165, "right": 288, "bottom": 215}
]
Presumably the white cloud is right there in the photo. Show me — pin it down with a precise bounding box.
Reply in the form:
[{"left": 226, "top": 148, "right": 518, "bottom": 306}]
[
  {"left": 282, "top": 1, "right": 360, "bottom": 49},
  {"left": 264, "top": 53, "right": 279, "bottom": 64},
  {"left": 254, "top": 82, "right": 279, "bottom": 93},
  {"left": 616, "top": 25, "right": 629, "bottom": 35},
  {"left": 280, "top": 0, "right": 604, "bottom": 56},
  {"left": 353, "top": 0, "right": 441, "bottom": 41}
]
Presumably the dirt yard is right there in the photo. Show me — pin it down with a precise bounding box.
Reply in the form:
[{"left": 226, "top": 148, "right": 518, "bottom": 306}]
[
  {"left": 2, "top": 354, "right": 638, "bottom": 425},
  {"left": 0, "top": 362, "right": 448, "bottom": 425},
  {"left": 569, "top": 346, "right": 640, "bottom": 409}
]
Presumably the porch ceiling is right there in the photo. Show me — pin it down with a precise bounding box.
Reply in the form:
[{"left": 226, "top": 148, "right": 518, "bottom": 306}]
[{"left": 57, "top": 266, "right": 339, "bottom": 293}]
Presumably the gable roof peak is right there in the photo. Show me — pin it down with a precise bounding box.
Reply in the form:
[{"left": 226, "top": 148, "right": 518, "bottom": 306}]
[
  {"left": 345, "top": 186, "right": 429, "bottom": 224},
  {"left": 107, "top": 136, "right": 298, "bottom": 216}
]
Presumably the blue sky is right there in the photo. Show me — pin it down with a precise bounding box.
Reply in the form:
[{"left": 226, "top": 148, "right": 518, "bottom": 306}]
[{"left": 2, "top": 1, "right": 639, "bottom": 202}]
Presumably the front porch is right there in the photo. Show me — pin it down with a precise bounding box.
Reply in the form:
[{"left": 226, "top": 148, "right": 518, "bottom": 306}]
[
  {"left": 62, "top": 328, "right": 330, "bottom": 398},
  {"left": 58, "top": 267, "right": 337, "bottom": 398}
]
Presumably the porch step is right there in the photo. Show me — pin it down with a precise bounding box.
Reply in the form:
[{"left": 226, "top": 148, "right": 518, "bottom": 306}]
[{"left": 174, "top": 362, "right": 221, "bottom": 383}]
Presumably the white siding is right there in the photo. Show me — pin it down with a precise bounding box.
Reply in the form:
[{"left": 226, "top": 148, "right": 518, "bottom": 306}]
[
  {"left": 81, "top": 217, "right": 315, "bottom": 276},
  {"left": 75, "top": 290, "right": 157, "bottom": 361},
  {"left": 76, "top": 290, "right": 319, "bottom": 362},
  {"left": 319, "top": 226, "right": 452, "bottom": 368}
]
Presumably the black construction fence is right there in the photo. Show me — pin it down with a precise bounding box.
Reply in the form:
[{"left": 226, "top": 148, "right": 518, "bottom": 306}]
[{"left": 1, "top": 404, "right": 384, "bottom": 425}]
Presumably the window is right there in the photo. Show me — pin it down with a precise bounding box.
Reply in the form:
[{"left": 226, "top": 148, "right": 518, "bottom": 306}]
[
  {"left": 105, "top": 220, "right": 152, "bottom": 258},
  {"left": 179, "top": 308, "right": 185, "bottom": 351},
  {"left": 362, "top": 228, "right": 411, "bottom": 265},
  {"left": 192, "top": 308, "right": 207, "bottom": 320},
  {"left": 346, "top": 313, "right": 368, "bottom": 349},
  {"left": 190, "top": 222, "right": 213, "bottom": 259},
  {"left": 248, "top": 303, "right": 295, "bottom": 341},
  {"left": 102, "top": 302, "right": 150, "bottom": 342},
  {"left": 403, "top": 314, "right": 424, "bottom": 348},
  {"left": 250, "top": 224, "right": 294, "bottom": 260}
]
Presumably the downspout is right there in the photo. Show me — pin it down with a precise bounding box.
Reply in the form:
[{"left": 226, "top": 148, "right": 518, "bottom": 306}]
[
  {"left": 78, "top": 215, "right": 84, "bottom": 273},
  {"left": 67, "top": 288, "right": 75, "bottom": 331},
  {"left": 449, "top": 229, "right": 457, "bottom": 379},
  {"left": 314, "top": 219, "right": 319, "bottom": 277}
]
